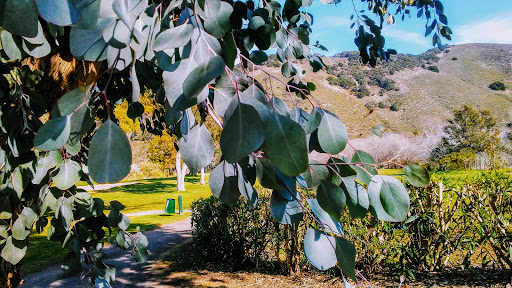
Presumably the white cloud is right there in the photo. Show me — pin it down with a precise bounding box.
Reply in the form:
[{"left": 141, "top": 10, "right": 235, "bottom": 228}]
[
  {"left": 381, "top": 26, "right": 430, "bottom": 47},
  {"left": 314, "top": 16, "right": 352, "bottom": 30},
  {"left": 454, "top": 12, "right": 512, "bottom": 44}
]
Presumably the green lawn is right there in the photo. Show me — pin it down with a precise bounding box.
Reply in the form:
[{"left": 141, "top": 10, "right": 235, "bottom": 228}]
[
  {"left": 23, "top": 175, "right": 212, "bottom": 274},
  {"left": 90, "top": 175, "right": 211, "bottom": 213}
]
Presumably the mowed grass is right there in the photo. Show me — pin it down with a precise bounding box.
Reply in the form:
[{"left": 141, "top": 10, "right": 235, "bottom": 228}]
[
  {"left": 89, "top": 175, "right": 211, "bottom": 213},
  {"left": 22, "top": 175, "right": 211, "bottom": 274}
]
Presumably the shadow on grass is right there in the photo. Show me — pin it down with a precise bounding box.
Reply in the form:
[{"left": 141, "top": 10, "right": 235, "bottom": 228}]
[{"left": 93, "top": 175, "right": 203, "bottom": 194}]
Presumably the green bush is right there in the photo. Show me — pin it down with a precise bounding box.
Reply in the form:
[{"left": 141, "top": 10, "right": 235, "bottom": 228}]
[
  {"left": 378, "top": 102, "right": 386, "bottom": 108},
  {"left": 439, "top": 148, "right": 477, "bottom": 170},
  {"left": 355, "top": 85, "right": 370, "bottom": 98},
  {"left": 191, "top": 194, "right": 307, "bottom": 272},
  {"left": 342, "top": 172, "right": 512, "bottom": 275},
  {"left": 427, "top": 66, "right": 440, "bottom": 73},
  {"left": 327, "top": 75, "right": 357, "bottom": 89},
  {"left": 365, "top": 101, "right": 376, "bottom": 110},
  {"left": 489, "top": 81, "right": 506, "bottom": 91},
  {"left": 390, "top": 101, "right": 401, "bottom": 111}
]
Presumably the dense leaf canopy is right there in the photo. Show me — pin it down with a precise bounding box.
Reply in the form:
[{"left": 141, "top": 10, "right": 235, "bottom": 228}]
[{"left": 0, "top": 0, "right": 448, "bottom": 286}]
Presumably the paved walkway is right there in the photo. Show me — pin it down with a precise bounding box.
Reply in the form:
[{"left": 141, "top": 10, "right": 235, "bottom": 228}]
[
  {"left": 125, "top": 209, "right": 192, "bottom": 217},
  {"left": 77, "top": 182, "right": 138, "bottom": 191},
  {"left": 21, "top": 218, "right": 193, "bottom": 287}
]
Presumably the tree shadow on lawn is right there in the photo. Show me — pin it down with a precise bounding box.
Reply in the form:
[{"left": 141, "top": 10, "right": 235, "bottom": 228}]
[{"left": 93, "top": 176, "right": 203, "bottom": 195}]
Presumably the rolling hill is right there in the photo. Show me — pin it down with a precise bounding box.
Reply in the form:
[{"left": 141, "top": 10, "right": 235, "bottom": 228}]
[{"left": 256, "top": 43, "right": 512, "bottom": 137}]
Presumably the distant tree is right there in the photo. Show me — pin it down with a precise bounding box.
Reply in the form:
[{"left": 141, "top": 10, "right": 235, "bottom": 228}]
[
  {"left": 147, "top": 132, "right": 177, "bottom": 175},
  {"left": 489, "top": 81, "right": 506, "bottom": 91},
  {"left": 431, "top": 105, "right": 502, "bottom": 169}
]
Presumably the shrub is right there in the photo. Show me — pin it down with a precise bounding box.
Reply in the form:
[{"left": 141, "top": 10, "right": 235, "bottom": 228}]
[
  {"left": 452, "top": 57, "right": 458, "bottom": 61},
  {"left": 378, "top": 102, "right": 386, "bottom": 108},
  {"left": 390, "top": 102, "right": 401, "bottom": 111},
  {"left": 365, "top": 101, "right": 376, "bottom": 110},
  {"left": 191, "top": 194, "right": 307, "bottom": 272},
  {"left": 489, "top": 81, "right": 506, "bottom": 91},
  {"left": 355, "top": 85, "right": 370, "bottom": 98},
  {"left": 439, "top": 148, "right": 477, "bottom": 171},
  {"left": 327, "top": 75, "right": 357, "bottom": 89},
  {"left": 427, "top": 66, "right": 440, "bottom": 73},
  {"left": 342, "top": 172, "right": 512, "bottom": 274}
]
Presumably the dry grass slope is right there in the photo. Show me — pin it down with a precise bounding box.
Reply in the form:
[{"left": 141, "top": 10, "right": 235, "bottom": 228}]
[{"left": 257, "top": 43, "right": 512, "bottom": 137}]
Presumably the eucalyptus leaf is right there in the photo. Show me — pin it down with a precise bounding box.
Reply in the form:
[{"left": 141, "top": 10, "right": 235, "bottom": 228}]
[
  {"left": 1, "top": 237, "right": 27, "bottom": 265},
  {"left": 89, "top": 119, "right": 132, "bottom": 184},
  {"left": 368, "top": 175, "right": 410, "bottom": 222},
  {"left": 317, "top": 110, "right": 348, "bottom": 155},
  {"left": 264, "top": 112, "right": 308, "bottom": 177},
  {"left": 220, "top": 103, "right": 265, "bottom": 163},
  {"left": 209, "top": 160, "right": 241, "bottom": 204},
  {"left": 34, "top": 115, "right": 71, "bottom": 152},
  {"left": 0, "top": 0, "right": 39, "bottom": 37},
  {"left": 179, "top": 124, "right": 214, "bottom": 174},
  {"left": 52, "top": 161, "right": 81, "bottom": 190},
  {"left": 317, "top": 180, "right": 346, "bottom": 221},
  {"left": 304, "top": 228, "right": 337, "bottom": 271},
  {"left": 403, "top": 165, "right": 430, "bottom": 187},
  {"left": 335, "top": 237, "right": 357, "bottom": 282},
  {"left": 270, "top": 190, "right": 303, "bottom": 224}
]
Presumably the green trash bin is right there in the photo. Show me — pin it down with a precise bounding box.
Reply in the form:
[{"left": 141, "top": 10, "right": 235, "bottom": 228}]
[{"left": 165, "top": 198, "right": 176, "bottom": 214}]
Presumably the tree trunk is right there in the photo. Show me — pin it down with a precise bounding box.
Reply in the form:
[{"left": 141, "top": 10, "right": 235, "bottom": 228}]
[
  {"left": 176, "top": 151, "right": 187, "bottom": 191},
  {"left": 0, "top": 260, "right": 22, "bottom": 288},
  {"left": 200, "top": 168, "right": 205, "bottom": 185}
]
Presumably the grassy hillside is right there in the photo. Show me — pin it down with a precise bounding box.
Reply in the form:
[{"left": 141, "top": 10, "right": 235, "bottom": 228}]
[{"left": 258, "top": 43, "right": 512, "bottom": 136}]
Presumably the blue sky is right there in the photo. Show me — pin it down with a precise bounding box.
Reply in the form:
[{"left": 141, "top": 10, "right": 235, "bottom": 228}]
[{"left": 305, "top": 0, "right": 512, "bottom": 55}]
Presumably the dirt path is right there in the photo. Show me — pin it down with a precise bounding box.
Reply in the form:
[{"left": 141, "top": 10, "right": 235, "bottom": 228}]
[{"left": 21, "top": 218, "right": 192, "bottom": 287}]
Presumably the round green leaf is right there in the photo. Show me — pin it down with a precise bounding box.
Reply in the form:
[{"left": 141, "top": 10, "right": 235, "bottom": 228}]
[
  {"left": 182, "top": 56, "right": 225, "bottom": 107},
  {"left": 35, "top": 0, "right": 80, "bottom": 26},
  {"left": 351, "top": 150, "right": 378, "bottom": 185},
  {"left": 301, "top": 159, "right": 329, "bottom": 189},
  {"left": 34, "top": 115, "right": 71, "bottom": 151},
  {"left": 12, "top": 215, "right": 30, "bottom": 240},
  {"left": 153, "top": 23, "right": 193, "bottom": 51},
  {"left": 305, "top": 107, "right": 323, "bottom": 134},
  {"left": 317, "top": 110, "right": 348, "bottom": 155},
  {"left": 270, "top": 190, "right": 303, "bottom": 224},
  {"left": 342, "top": 179, "right": 369, "bottom": 219},
  {"left": 70, "top": 18, "right": 113, "bottom": 61},
  {"left": 127, "top": 102, "right": 144, "bottom": 119},
  {"left": 89, "top": 119, "right": 132, "bottom": 184},
  {"left": 264, "top": 112, "right": 308, "bottom": 177},
  {"left": 209, "top": 161, "right": 241, "bottom": 204},
  {"left": 335, "top": 237, "right": 357, "bottom": 282},
  {"left": 304, "top": 228, "right": 337, "bottom": 271},
  {"left": 368, "top": 175, "right": 410, "bottom": 222},
  {"left": 306, "top": 199, "right": 343, "bottom": 235},
  {"left": 403, "top": 165, "right": 430, "bottom": 187},
  {"left": 1, "top": 237, "right": 27, "bottom": 265},
  {"left": 0, "top": 0, "right": 39, "bottom": 37},
  {"left": 179, "top": 124, "right": 214, "bottom": 174},
  {"left": 255, "top": 157, "right": 281, "bottom": 190},
  {"left": 371, "top": 124, "right": 386, "bottom": 137},
  {"left": 52, "top": 161, "right": 81, "bottom": 190},
  {"left": 220, "top": 103, "right": 265, "bottom": 163},
  {"left": 317, "top": 180, "right": 346, "bottom": 221},
  {"left": 237, "top": 164, "right": 258, "bottom": 208},
  {"left": 1, "top": 31, "right": 24, "bottom": 60},
  {"left": 204, "top": 1, "right": 232, "bottom": 38}
]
